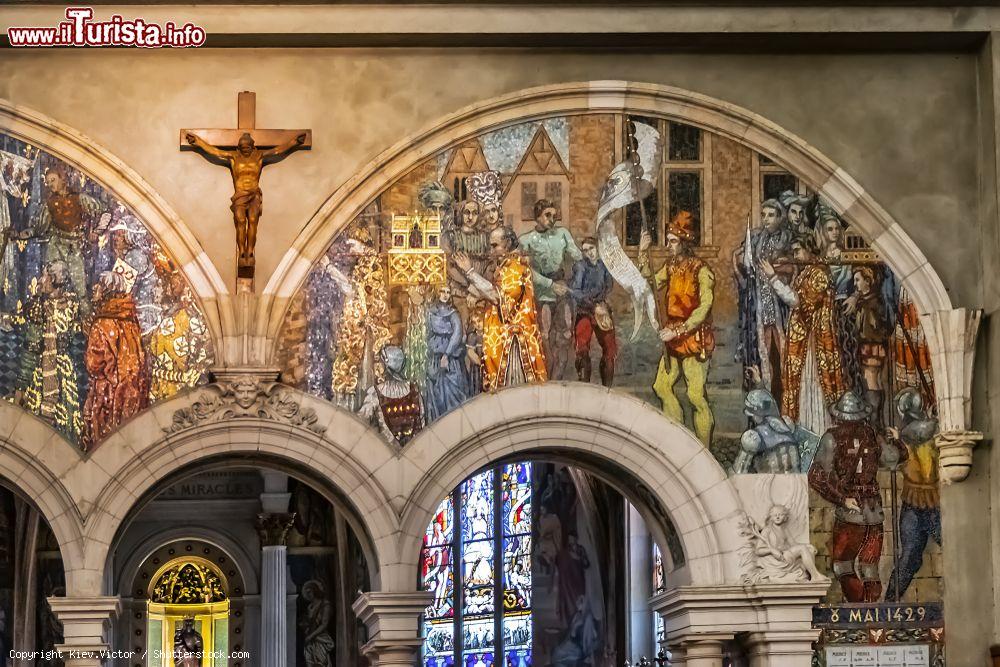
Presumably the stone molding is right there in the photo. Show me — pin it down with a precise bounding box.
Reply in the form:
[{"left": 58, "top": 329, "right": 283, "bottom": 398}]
[
  {"left": 651, "top": 582, "right": 829, "bottom": 663},
  {"left": 49, "top": 595, "right": 121, "bottom": 657},
  {"left": 921, "top": 308, "right": 987, "bottom": 483},
  {"left": 164, "top": 377, "right": 327, "bottom": 435},
  {"left": 352, "top": 591, "right": 433, "bottom": 641}
]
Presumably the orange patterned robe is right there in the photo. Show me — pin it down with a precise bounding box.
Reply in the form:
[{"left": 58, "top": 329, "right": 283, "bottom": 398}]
[
  {"left": 83, "top": 296, "right": 149, "bottom": 450},
  {"left": 780, "top": 264, "right": 844, "bottom": 420},
  {"left": 481, "top": 252, "right": 547, "bottom": 392}
]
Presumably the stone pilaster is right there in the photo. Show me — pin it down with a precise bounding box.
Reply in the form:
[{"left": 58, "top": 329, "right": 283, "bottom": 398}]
[
  {"left": 47, "top": 596, "right": 120, "bottom": 667},
  {"left": 352, "top": 591, "right": 432, "bottom": 667}
]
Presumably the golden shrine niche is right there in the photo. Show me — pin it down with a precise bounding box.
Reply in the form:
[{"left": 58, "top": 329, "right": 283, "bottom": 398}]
[
  {"left": 387, "top": 213, "right": 446, "bottom": 285},
  {"left": 146, "top": 557, "right": 229, "bottom": 667}
]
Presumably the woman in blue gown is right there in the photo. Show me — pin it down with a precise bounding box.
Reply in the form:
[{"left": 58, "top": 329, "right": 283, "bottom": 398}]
[{"left": 425, "top": 284, "right": 469, "bottom": 421}]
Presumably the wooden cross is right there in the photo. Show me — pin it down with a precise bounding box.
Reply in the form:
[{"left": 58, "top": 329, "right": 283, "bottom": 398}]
[
  {"left": 179, "top": 90, "right": 312, "bottom": 151},
  {"left": 180, "top": 91, "right": 312, "bottom": 284}
]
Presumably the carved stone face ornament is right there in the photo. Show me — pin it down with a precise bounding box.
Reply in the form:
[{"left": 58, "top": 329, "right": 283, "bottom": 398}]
[{"left": 231, "top": 378, "right": 259, "bottom": 410}]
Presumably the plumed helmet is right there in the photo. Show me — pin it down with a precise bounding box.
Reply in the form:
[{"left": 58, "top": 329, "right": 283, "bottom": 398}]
[
  {"left": 895, "top": 387, "right": 926, "bottom": 422},
  {"left": 666, "top": 210, "right": 696, "bottom": 243},
  {"left": 829, "top": 391, "right": 872, "bottom": 422},
  {"left": 744, "top": 389, "right": 779, "bottom": 420}
]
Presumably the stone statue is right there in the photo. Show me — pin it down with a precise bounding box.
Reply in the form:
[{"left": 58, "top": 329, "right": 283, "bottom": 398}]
[
  {"left": 185, "top": 130, "right": 305, "bottom": 273},
  {"left": 739, "top": 505, "right": 826, "bottom": 584},
  {"left": 173, "top": 618, "right": 204, "bottom": 667},
  {"left": 300, "top": 579, "right": 335, "bottom": 667}
]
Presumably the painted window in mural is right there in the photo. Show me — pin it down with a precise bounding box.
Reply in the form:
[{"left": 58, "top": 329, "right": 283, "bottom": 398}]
[
  {"left": 422, "top": 463, "right": 533, "bottom": 667},
  {"left": 0, "top": 134, "right": 213, "bottom": 449},
  {"left": 279, "top": 110, "right": 945, "bottom": 658}
]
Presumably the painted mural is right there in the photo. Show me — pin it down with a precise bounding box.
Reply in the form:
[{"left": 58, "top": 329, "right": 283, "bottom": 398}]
[
  {"left": 275, "top": 113, "right": 944, "bottom": 662},
  {"left": 0, "top": 134, "right": 213, "bottom": 450}
]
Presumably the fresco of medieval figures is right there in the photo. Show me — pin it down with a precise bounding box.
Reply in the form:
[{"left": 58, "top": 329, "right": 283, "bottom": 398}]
[
  {"left": 0, "top": 134, "right": 213, "bottom": 450},
  {"left": 275, "top": 113, "right": 944, "bottom": 618}
]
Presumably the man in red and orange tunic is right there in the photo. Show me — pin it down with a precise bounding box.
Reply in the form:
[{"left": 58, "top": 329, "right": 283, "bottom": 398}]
[
  {"left": 639, "top": 212, "right": 715, "bottom": 445},
  {"left": 455, "top": 226, "right": 547, "bottom": 391},
  {"left": 82, "top": 271, "right": 149, "bottom": 451}
]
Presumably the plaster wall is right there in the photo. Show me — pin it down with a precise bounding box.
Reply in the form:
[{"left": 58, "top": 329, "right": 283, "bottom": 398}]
[{"left": 0, "top": 50, "right": 980, "bottom": 307}]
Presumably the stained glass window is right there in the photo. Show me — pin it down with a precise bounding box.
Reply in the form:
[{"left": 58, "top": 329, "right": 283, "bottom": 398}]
[
  {"left": 422, "top": 464, "right": 533, "bottom": 667},
  {"left": 423, "top": 497, "right": 457, "bottom": 667}
]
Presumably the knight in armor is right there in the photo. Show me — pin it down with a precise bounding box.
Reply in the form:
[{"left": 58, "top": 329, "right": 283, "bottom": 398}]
[
  {"left": 885, "top": 387, "right": 940, "bottom": 601},
  {"left": 173, "top": 618, "right": 204, "bottom": 667},
  {"left": 808, "top": 391, "right": 906, "bottom": 602},
  {"left": 358, "top": 345, "right": 425, "bottom": 446},
  {"left": 732, "top": 388, "right": 801, "bottom": 474}
]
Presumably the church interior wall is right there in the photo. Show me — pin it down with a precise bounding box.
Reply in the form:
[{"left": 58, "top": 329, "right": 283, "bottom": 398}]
[
  {"left": 0, "top": 16, "right": 995, "bottom": 664},
  {"left": 0, "top": 50, "right": 980, "bottom": 306}
]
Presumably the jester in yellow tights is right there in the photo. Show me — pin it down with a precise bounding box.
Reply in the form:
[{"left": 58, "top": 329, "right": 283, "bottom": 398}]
[{"left": 639, "top": 212, "right": 716, "bottom": 445}]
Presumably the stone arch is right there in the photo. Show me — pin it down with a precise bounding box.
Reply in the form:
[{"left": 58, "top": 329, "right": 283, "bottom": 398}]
[
  {"left": 261, "top": 80, "right": 952, "bottom": 360},
  {"left": 0, "top": 400, "right": 85, "bottom": 587},
  {"left": 114, "top": 527, "right": 258, "bottom": 598},
  {"left": 396, "top": 383, "right": 745, "bottom": 593},
  {"left": 38, "top": 385, "right": 399, "bottom": 596},
  {"left": 0, "top": 97, "right": 232, "bottom": 356}
]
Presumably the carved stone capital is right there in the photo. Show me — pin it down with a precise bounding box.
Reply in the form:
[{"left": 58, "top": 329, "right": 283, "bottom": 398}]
[
  {"left": 935, "top": 430, "right": 985, "bottom": 484},
  {"left": 165, "top": 377, "right": 326, "bottom": 435},
  {"left": 919, "top": 308, "right": 984, "bottom": 484},
  {"left": 255, "top": 512, "right": 296, "bottom": 547}
]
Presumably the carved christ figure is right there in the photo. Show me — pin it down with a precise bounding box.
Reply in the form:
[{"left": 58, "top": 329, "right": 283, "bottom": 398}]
[{"left": 185, "top": 130, "right": 305, "bottom": 270}]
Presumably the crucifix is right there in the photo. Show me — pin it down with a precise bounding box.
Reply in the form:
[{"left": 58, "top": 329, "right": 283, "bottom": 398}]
[{"left": 181, "top": 91, "right": 311, "bottom": 282}]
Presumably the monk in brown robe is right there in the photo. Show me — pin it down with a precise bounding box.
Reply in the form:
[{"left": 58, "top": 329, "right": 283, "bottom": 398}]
[{"left": 82, "top": 271, "right": 149, "bottom": 450}]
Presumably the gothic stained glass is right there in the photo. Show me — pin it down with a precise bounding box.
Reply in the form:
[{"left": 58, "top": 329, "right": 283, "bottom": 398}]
[
  {"left": 423, "top": 464, "right": 532, "bottom": 667},
  {"left": 462, "top": 470, "right": 494, "bottom": 542},
  {"left": 423, "top": 496, "right": 457, "bottom": 667}
]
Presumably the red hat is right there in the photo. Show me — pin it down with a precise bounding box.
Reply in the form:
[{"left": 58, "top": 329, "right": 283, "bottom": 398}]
[{"left": 666, "top": 211, "right": 696, "bottom": 243}]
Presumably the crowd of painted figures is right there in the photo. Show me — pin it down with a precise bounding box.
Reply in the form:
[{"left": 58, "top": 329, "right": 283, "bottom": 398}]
[
  {"left": 0, "top": 141, "right": 212, "bottom": 450},
  {"left": 312, "top": 170, "right": 624, "bottom": 446},
  {"left": 732, "top": 193, "right": 940, "bottom": 604},
  {"left": 317, "top": 172, "right": 940, "bottom": 606}
]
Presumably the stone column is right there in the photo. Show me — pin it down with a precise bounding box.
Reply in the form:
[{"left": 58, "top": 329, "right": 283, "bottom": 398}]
[
  {"left": 352, "top": 591, "right": 432, "bottom": 667},
  {"left": 681, "top": 635, "right": 730, "bottom": 667},
  {"left": 743, "top": 630, "right": 824, "bottom": 667},
  {"left": 47, "top": 596, "right": 120, "bottom": 667},
  {"left": 627, "top": 504, "right": 654, "bottom": 659},
  {"left": 256, "top": 512, "right": 295, "bottom": 667}
]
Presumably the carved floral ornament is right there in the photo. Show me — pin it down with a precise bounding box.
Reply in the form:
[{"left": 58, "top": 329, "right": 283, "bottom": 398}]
[
  {"left": 165, "top": 377, "right": 327, "bottom": 435},
  {"left": 148, "top": 557, "right": 228, "bottom": 604}
]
